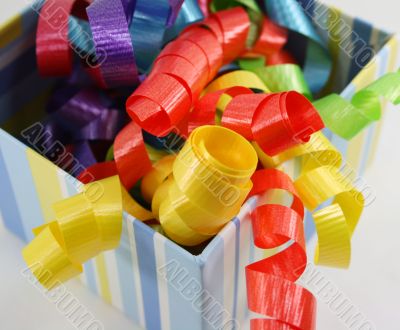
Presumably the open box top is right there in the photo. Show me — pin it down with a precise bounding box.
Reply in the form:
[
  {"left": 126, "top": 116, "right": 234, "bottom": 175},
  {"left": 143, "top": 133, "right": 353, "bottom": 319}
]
[
  {"left": 1, "top": 2, "right": 399, "bottom": 329},
  {"left": 0, "top": 0, "right": 396, "bottom": 248}
]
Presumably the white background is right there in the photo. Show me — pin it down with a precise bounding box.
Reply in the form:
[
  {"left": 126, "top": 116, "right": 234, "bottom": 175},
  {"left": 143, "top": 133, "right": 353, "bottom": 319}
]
[{"left": 0, "top": 1, "right": 400, "bottom": 329}]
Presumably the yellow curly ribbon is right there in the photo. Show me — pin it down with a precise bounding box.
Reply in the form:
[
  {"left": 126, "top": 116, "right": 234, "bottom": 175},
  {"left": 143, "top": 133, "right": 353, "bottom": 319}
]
[
  {"left": 158, "top": 125, "right": 258, "bottom": 246},
  {"left": 254, "top": 132, "right": 364, "bottom": 268},
  {"left": 22, "top": 176, "right": 123, "bottom": 289},
  {"left": 253, "top": 132, "right": 342, "bottom": 170},
  {"left": 202, "top": 70, "right": 270, "bottom": 111},
  {"left": 121, "top": 186, "right": 153, "bottom": 222},
  {"left": 204, "top": 70, "right": 270, "bottom": 94},
  {"left": 141, "top": 155, "right": 176, "bottom": 204}
]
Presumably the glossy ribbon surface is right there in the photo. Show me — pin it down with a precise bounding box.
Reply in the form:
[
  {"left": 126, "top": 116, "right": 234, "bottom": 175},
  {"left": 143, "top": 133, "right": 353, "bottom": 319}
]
[
  {"left": 22, "top": 176, "right": 123, "bottom": 289},
  {"left": 256, "top": 132, "right": 364, "bottom": 268},
  {"left": 314, "top": 70, "right": 400, "bottom": 139},
  {"left": 158, "top": 125, "right": 257, "bottom": 245},
  {"left": 246, "top": 169, "right": 316, "bottom": 330}
]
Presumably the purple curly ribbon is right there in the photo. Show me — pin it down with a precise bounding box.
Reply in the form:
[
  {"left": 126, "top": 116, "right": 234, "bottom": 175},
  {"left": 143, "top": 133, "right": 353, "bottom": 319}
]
[
  {"left": 87, "top": 0, "right": 139, "bottom": 88},
  {"left": 44, "top": 88, "right": 126, "bottom": 144}
]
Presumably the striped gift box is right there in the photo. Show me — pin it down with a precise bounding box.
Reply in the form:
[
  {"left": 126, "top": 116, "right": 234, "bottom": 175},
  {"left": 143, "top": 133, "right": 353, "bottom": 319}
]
[{"left": 1, "top": 2, "right": 399, "bottom": 329}]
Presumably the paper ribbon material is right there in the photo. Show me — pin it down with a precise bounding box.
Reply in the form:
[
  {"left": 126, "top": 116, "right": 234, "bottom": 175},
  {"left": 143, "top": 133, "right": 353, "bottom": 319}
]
[
  {"left": 189, "top": 86, "right": 254, "bottom": 132},
  {"left": 36, "top": 0, "right": 91, "bottom": 76},
  {"left": 164, "top": 0, "right": 205, "bottom": 44},
  {"left": 203, "top": 70, "right": 269, "bottom": 94},
  {"left": 239, "top": 60, "right": 312, "bottom": 99},
  {"left": 255, "top": 132, "right": 364, "bottom": 268},
  {"left": 36, "top": 0, "right": 190, "bottom": 85},
  {"left": 77, "top": 161, "right": 154, "bottom": 222},
  {"left": 86, "top": 0, "right": 140, "bottom": 88},
  {"left": 141, "top": 155, "right": 176, "bottom": 204},
  {"left": 130, "top": 0, "right": 196, "bottom": 72},
  {"left": 264, "top": 0, "right": 332, "bottom": 94},
  {"left": 126, "top": 7, "right": 250, "bottom": 137},
  {"left": 245, "top": 16, "right": 297, "bottom": 66},
  {"left": 199, "top": 70, "right": 270, "bottom": 121},
  {"left": 221, "top": 91, "right": 325, "bottom": 155},
  {"left": 22, "top": 176, "right": 123, "bottom": 289},
  {"left": 251, "top": 17, "right": 288, "bottom": 57},
  {"left": 157, "top": 125, "right": 257, "bottom": 246},
  {"left": 314, "top": 70, "right": 400, "bottom": 139},
  {"left": 74, "top": 123, "right": 152, "bottom": 190},
  {"left": 246, "top": 169, "right": 316, "bottom": 330},
  {"left": 44, "top": 88, "right": 126, "bottom": 144},
  {"left": 114, "top": 121, "right": 153, "bottom": 190},
  {"left": 295, "top": 166, "right": 364, "bottom": 268}
]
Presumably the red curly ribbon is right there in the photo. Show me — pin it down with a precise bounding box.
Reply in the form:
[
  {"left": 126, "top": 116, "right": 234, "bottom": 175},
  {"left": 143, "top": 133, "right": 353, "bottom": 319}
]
[
  {"left": 188, "top": 86, "right": 253, "bottom": 133},
  {"left": 252, "top": 17, "right": 288, "bottom": 57},
  {"left": 222, "top": 91, "right": 324, "bottom": 155},
  {"left": 267, "top": 50, "right": 297, "bottom": 66},
  {"left": 36, "top": 0, "right": 91, "bottom": 76},
  {"left": 126, "top": 7, "right": 250, "bottom": 137},
  {"left": 78, "top": 161, "right": 118, "bottom": 184},
  {"left": 246, "top": 169, "right": 316, "bottom": 330},
  {"left": 197, "top": 0, "right": 211, "bottom": 17},
  {"left": 211, "top": 7, "right": 250, "bottom": 64},
  {"left": 114, "top": 121, "right": 153, "bottom": 190},
  {"left": 78, "top": 121, "right": 151, "bottom": 190}
]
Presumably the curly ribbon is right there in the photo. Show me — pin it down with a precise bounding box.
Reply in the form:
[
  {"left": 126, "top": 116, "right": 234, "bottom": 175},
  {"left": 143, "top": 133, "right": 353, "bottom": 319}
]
[
  {"left": 126, "top": 7, "right": 250, "bottom": 136},
  {"left": 77, "top": 161, "right": 154, "bottom": 221},
  {"left": 314, "top": 69, "right": 400, "bottom": 139},
  {"left": 264, "top": 0, "right": 331, "bottom": 94},
  {"left": 114, "top": 121, "right": 153, "bottom": 189},
  {"left": 36, "top": 0, "right": 91, "bottom": 76},
  {"left": 163, "top": 0, "right": 204, "bottom": 43},
  {"left": 238, "top": 60, "right": 312, "bottom": 99},
  {"left": 244, "top": 14, "right": 297, "bottom": 66},
  {"left": 186, "top": 70, "right": 323, "bottom": 156},
  {"left": 155, "top": 125, "right": 257, "bottom": 246},
  {"left": 141, "top": 155, "right": 176, "bottom": 204},
  {"left": 251, "top": 17, "right": 287, "bottom": 57},
  {"left": 86, "top": 0, "right": 140, "bottom": 88},
  {"left": 22, "top": 176, "right": 123, "bottom": 289},
  {"left": 167, "top": 0, "right": 185, "bottom": 27},
  {"left": 255, "top": 132, "right": 364, "bottom": 268},
  {"left": 44, "top": 88, "right": 126, "bottom": 144},
  {"left": 221, "top": 91, "right": 324, "bottom": 155},
  {"left": 129, "top": 0, "right": 190, "bottom": 72},
  {"left": 76, "top": 120, "right": 152, "bottom": 191},
  {"left": 36, "top": 0, "right": 190, "bottom": 85},
  {"left": 295, "top": 166, "right": 364, "bottom": 268},
  {"left": 188, "top": 86, "right": 252, "bottom": 133},
  {"left": 246, "top": 169, "right": 316, "bottom": 330}
]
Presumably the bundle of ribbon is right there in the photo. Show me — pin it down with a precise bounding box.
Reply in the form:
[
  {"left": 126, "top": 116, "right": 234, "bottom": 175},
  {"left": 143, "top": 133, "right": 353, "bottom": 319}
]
[{"left": 21, "top": 0, "right": 400, "bottom": 329}]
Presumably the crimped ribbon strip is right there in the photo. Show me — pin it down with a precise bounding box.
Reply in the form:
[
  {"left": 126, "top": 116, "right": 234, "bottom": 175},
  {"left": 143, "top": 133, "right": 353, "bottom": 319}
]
[
  {"left": 189, "top": 71, "right": 324, "bottom": 156},
  {"left": 86, "top": 0, "right": 140, "bottom": 88},
  {"left": 314, "top": 69, "right": 400, "bottom": 139},
  {"left": 22, "top": 176, "right": 123, "bottom": 289},
  {"left": 246, "top": 169, "right": 316, "bottom": 330},
  {"left": 126, "top": 7, "right": 250, "bottom": 136},
  {"left": 156, "top": 125, "right": 258, "bottom": 246},
  {"left": 221, "top": 90, "right": 324, "bottom": 155},
  {"left": 255, "top": 132, "right": 364, "bottom": 268},
  {"left": 78, "top": 121, "right": 153, "bottom": 191},
  {"left": 36, "top": 0, "right": 91, "bottom": 76},
  {"left": 264, "top": 0, "right": 332, "bottom": 94}
]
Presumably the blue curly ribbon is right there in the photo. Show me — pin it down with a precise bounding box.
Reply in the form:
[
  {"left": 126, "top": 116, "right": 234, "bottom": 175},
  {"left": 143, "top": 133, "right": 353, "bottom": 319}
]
[{"left": 264, "top": 0, "right": 331, "bottom": 94}]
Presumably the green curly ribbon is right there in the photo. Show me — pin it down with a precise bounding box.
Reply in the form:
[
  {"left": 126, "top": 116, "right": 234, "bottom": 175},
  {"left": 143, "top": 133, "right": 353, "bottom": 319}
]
[
  {"left": 239, "top": 60, "right": 312, "bottom": 99},
  {"left": 314, "top": 70, "right": 400, "bottom": 140}
]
